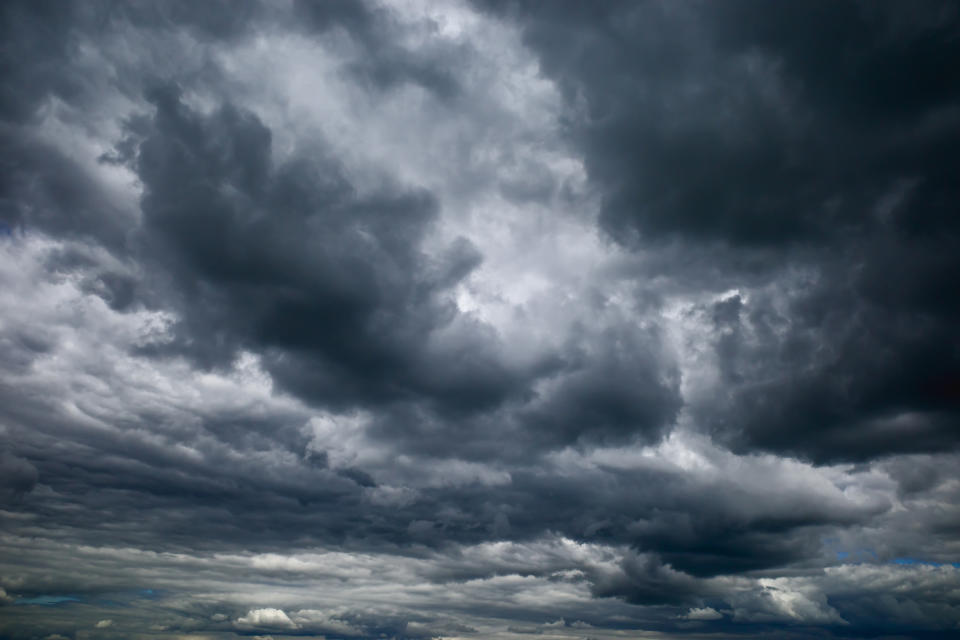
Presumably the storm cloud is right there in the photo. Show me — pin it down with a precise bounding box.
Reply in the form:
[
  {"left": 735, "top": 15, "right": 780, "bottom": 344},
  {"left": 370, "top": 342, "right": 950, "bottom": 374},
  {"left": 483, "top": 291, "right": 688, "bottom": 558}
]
[{"left": 1, "top": 1, "right": 959, "bottom": 639}]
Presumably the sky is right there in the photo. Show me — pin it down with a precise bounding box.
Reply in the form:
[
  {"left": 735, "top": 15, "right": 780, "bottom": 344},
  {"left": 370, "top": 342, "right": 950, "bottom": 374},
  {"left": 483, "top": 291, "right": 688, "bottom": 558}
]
[{"left": 1, "top": 1, "right": 959, "bottom": 638}]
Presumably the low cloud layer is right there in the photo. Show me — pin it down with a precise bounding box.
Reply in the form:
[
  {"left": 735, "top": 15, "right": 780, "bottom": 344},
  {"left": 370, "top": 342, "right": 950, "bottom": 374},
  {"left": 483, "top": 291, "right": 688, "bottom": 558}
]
[{"left": 1, "top": 1, "right": 958, "bottom": 639}]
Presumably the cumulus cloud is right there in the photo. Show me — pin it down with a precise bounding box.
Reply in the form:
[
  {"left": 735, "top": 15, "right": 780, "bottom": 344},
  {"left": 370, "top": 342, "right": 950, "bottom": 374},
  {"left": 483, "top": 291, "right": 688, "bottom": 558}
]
[
  {"left": 0, "top": 0, "right": 957, "bottom": 638},
  {"left": 475, "top": 0, "right": 960, "bottom": 464},
  {"left": 235, "top": 608, "right": 298, "bottom": 630},
  {"left": 683, "top": 607, "right": 722, "bottom": 621}
]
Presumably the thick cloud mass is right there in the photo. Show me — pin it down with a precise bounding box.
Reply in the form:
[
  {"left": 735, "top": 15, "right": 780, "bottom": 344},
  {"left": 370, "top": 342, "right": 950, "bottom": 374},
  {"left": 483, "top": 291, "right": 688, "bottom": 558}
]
[
  {"left": 479, "top": 0, "right": 960, "bottom": 463},
  {"left": 1, "top": 1, "right": 959, "bottom": 639}
]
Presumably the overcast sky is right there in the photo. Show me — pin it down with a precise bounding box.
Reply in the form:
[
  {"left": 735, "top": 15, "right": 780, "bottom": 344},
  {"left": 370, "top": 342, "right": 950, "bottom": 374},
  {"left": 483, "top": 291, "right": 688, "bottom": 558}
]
[{"left": 1, "top": 1, "right": 959, "bottom": 639}]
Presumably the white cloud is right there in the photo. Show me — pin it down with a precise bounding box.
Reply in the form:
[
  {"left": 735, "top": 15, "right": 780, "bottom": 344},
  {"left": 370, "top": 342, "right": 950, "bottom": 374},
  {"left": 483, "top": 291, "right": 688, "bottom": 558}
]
[
  {"left": 683, "top": 607, "right": 722, "bottom": 621},
  {"left": 235, "top": 608, "right": 298, "bottom": 630},
  {"left": 727, "top": 577, "right": 846, "bottom": 625}
]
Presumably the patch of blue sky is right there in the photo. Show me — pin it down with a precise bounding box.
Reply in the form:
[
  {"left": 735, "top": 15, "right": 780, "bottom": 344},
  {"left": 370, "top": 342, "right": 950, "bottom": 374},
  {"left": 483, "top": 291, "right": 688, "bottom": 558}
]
[
  {"left": 892, "top": 557, "right": 960, "bottom": 568},
  {"left": 832, "top": 548, "right": 879, "bottom": 564}
]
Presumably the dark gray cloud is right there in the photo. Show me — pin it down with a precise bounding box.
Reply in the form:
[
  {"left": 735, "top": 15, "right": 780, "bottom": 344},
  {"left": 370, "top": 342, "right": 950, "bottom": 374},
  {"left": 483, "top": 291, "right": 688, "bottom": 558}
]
[
  {"left": 1, "top": 1, "right": 959, "bottom": 639},
  {"left": 478, "top": 0, "right": 960, "bottom": 463}
]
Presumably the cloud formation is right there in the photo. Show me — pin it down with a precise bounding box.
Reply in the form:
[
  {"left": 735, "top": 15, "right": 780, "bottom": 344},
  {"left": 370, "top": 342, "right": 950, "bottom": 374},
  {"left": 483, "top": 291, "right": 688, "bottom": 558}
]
[{"left": 1, "top": 1, "right": 958, "bottom": 638}]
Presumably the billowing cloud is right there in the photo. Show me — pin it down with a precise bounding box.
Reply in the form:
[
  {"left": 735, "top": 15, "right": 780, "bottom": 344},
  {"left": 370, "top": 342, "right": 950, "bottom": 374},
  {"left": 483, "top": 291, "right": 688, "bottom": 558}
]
[
  {"left": 235, "top": 608, "right": 297, "bottom": 630},
  {"left": 475, "top": 0, "right": 960, "bottom": 464},
  {"left": 1, "top": 1, "right": 958, "bottom": 639}
]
